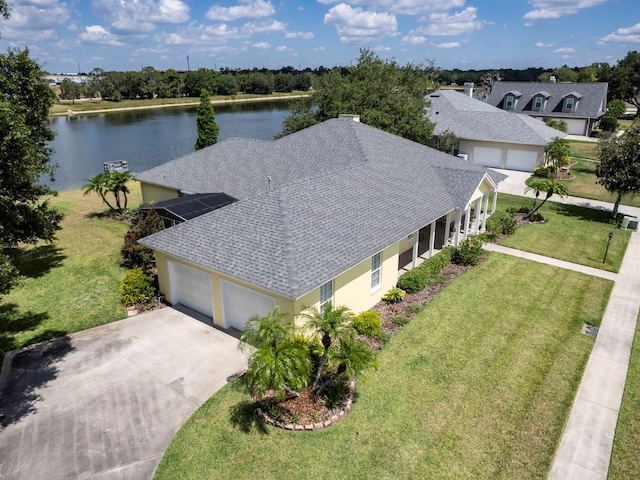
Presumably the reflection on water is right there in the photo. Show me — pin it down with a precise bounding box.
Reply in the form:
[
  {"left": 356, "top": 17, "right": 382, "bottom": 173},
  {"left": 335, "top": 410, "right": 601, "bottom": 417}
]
[{"left": 47, "top": 99, "right": 296, "bottom": 191}]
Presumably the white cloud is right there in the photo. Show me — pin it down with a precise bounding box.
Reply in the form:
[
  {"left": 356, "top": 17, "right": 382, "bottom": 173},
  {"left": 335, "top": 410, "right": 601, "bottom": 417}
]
[
  {"left": 91, "top": 0, "right": 189, "bottom": 35},
  {"left": 433, "top": 41, "right": 460, "bottom": 48},
  {"left": 524, "top": 0, "right": 606, "bottom": 20},
  {"left": 324, "top": 3, "right": 398, "bottom": 43},
  {"left": 373, "top": 45, "right": 390, "bottom": 51},
  {"left": 285, "top": 31, "right": 315, "bottom": 39},
  {"left": 275, "top": 45, "right": 291, "bottom": 52},
  {"left": 158, "top": 23, "right": 241, "bottom": 46},
  {"left": 554, "top": 47, "right": 575, "bottom": 53},
  {"left": 313, "top": 46, "right": 326, "bottom": 51},
  {"left": 241, "top": 20, "right": 286, "bottom": 34},
  {"left": 535, "top": 41, "right": 556, "bottom": 48},
  {"left": 599, "top": 23, "right": 640, "bottom": 44},
  {"left": 78, "top": 25, "right": 126, "bottom": 46},
  {"left": 318, "top": 0, "right": 465, "bottom": 15},
  {"left": 416, "top": 7, "right": 484, "bottom": 36},
  {"left": 206, "top": 0, "right": 275, "bottom": 21},
  {"left": 1, "top": 0, "right": 69, "bottom": 41},
  {"left": 401, "top": 35, "right": 426, "bottom": 45},
  {"left": 252, "top": 41, "right": 271, "bottom": 49}
]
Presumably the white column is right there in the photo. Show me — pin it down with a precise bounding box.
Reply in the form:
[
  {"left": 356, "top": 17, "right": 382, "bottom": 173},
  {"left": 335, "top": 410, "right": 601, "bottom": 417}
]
[
  {"left": 492, "top": 190, "right": 498, "bottom": 214},
  {"left": 429, "top": 220, "right": 436, "bottom": 257},
  {"left": 444, "top": 211, "right": 452, "bottom": 246},
  {"left": 473, "top": 197, "right": 482, "bottom": 233},
  {"left": 454, "top": 209, "right": 462, "bottom": 247},
  {"left": 464, "top": 205, "right": 471, "bottom": 239},
  {"left": 482, "top": 193, "right": 490, "bottom": 231},
  {"left": 412, "top": 230, "right": 419, "bottom": 268}
]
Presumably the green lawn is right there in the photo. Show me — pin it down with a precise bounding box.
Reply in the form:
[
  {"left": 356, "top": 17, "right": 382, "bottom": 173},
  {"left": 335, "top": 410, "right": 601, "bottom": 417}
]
[
  {"left": 609, "top": 312, "right": 640, "bottom": 479},
  {"left": 50, "top": 91, "right": 308, "bottom": 115},
  {"left": 530, "top": 140, "right": 640, "bottom": 208},
  {"left": 0, "top": 184, "right": 142, "bottom": 360},
  {"left": 496, "top": 194, "right": 631, "bottom": 272},
  {"left": 154, "top": 254, "right": 612, "bottom": 480}
]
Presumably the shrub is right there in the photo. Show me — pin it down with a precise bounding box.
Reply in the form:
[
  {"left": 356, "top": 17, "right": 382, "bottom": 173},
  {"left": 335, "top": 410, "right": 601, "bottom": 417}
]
[
  {"left": 533, "top": 166, "right": 554, "bottom": 178},
  {"left": 392, "top": 316, "right": 410, "bottom": 326},
  {"left": 121, "top": 209, "right": 164, "bottom": 272},
  {"left": 507, "top": 206, "right": 529, "bottom": 214},
  {"left": 589, "top": 128, "right": 603, "bottom": 138},
  {"left": 452, "top": 235, "right": 484, "bottom": 266},
  {"left": 606, "top": 99, "right": 626, "bottom": 119},
  {"left": 530, "top": 212, "right": 545, "bottom": 222},
  {"left": 396, "top": 246, "right": 455, "bottom": 294},
  {"left": 119, "top": 268, "right": 156, "bottom": 307},
  {"left": 352, "top": 311, "right": 382, "bottom": 337},
  {"left": 396, "top": 268, "right": 427, "bottom": 294},
  {"left": 546, "top": 119, "right": 568, "bottom": 132},
  {"left": 382, "top": 287, "right": 405, "bottom": 304},
  {"left": 600, "top": 115, "right": 618, "bottom": 132},
  {"left": 486, "top": 211, "right": 517, "bottom": 238}
]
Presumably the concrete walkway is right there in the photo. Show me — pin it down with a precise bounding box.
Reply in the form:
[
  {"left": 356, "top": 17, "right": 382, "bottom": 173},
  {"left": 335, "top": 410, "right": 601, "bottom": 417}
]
[{"left": 486, "top": 169, "right": 640, "bottom": 479}]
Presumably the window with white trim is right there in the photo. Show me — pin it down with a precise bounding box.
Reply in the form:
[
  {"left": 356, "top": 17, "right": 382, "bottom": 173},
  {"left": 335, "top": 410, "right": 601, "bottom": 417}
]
[
  {"left": 533, "top": 96, "right": 543, "bottom": 110},
  {"left": 320, "top": 280, "right": 333, "bottom": 315},
  {"left": 504, "top": 95, "right": 514, "bottom": 109},
  {"left": 565, "top": 97, "right": 575, "bottom": 111},
  {"left": 371, "top": 252, "right": 382, "bottom": 291}
]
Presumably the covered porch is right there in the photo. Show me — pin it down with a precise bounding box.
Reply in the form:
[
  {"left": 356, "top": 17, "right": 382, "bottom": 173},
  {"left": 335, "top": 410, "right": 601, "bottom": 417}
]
[{"left": 398, "top": 190, "right": 498, "bottom": 275}]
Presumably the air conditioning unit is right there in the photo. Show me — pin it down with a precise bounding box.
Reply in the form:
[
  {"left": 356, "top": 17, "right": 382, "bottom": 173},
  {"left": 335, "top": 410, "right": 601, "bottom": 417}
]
[{"left": 457, "top": 153, "right": 469, "bottom": 162}]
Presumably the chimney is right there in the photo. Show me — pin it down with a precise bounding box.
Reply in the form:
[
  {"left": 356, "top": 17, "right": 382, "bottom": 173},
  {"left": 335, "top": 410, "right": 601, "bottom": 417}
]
[
  {"left": 338, "top": 114, "right": 360, "bottom": 122},
  {"left": 550, "top": 76, "right": 556, "bottom": 83},
  {"left": 463, "top": 82, "right": 474, "bottom": 98}
]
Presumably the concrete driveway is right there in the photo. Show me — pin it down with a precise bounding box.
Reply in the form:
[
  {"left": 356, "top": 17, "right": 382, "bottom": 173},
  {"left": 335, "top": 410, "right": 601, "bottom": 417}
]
[{"left": 0, "top": 308, "right": 248, "bottom": 480}]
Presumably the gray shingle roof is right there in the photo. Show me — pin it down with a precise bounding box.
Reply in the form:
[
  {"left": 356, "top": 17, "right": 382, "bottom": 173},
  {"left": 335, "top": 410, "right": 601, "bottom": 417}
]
[
  {"left": 139, "top": 119, "right": 505, "bottom": 299},
  {"left": 487, "top": 81, "right": 607, "bottom": 119},
  {"left": 427, "top": 89, "right": 566, "bottom": 145}
]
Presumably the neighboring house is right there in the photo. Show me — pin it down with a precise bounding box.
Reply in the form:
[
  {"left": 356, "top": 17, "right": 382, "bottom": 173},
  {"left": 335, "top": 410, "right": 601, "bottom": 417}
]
[
  {"left": 427, "top": 89, "right": 566, "bottom": 172},
  {"left": 486, "top": 81, "right": 608, "bottom": 136},
  {"left": 136, "top": 116, "right": 505, "bottom": 331}
]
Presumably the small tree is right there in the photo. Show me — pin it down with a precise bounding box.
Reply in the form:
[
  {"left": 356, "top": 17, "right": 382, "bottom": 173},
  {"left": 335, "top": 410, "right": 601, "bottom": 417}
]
[
  {"left": 595, "top": 126, "right": 640, "bottom": 216},
  {"left": 545, "top": 137, "right": 571, "bottom": 173},
  {"left": 82, "top": 170, "right": 133, "bottom": 211},
  {"left": 546, "top": 119, "right": 568, "bottom": 133},
  {"left": 60, "top": 78, "right": 81, "bottom": 104},
  {"left": 121, "top": 209, "right": 164, "bottom": 271},
  {"left": 524, "top": 178, "right": 569, "bottom": 218},
  {"left": 194, "top": 89, "right": 219, "bottom": 150},
  {"left": 430, "top": 129, "right": 460, "bottom": 155},
  {"left": 240, "top": 306, "right": 311, "bottom": 400},
  {"left": 82, "top": 173, "right": 115, "bottom": 210},
  {"left": 606, "top": 99, "right": 626, "bottom": 119}
]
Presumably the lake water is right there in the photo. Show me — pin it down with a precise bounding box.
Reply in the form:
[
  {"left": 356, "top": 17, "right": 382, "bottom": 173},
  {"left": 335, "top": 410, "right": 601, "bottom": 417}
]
[{"left": 47, "top": 99, "right": 293, "bottom": 191}]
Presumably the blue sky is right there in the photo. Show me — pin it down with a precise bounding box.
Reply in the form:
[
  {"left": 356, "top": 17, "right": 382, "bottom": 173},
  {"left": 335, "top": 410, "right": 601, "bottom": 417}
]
[{"left": 1, "top": 0, "right": 639, "bottom": 73}]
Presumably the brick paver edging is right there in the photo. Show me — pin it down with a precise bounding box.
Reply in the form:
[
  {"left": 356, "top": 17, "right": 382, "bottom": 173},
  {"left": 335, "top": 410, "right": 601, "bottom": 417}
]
[{"left": 254, "top": 379, "right": 356, "bottom": 431}]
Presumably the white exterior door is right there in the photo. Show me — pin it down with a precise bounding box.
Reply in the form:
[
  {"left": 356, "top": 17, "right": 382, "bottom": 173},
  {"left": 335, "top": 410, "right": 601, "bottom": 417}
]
[
  {"left": 169, "top": 260, "right": 214, "bottom": 318},
  {"left": 472, "top": 146, "right": 502, "bottom": 168},
  {"left": 505, "top": 149, "right": 538, "bottom": 172},
  {"left": 220, "top": 279, "right": 277, "bottom": 330}
]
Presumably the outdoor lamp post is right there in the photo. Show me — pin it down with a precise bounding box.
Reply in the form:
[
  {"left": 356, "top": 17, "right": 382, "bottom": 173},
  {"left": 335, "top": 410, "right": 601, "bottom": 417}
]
[{"left": 603, "top": 231, "right": 614, "bottom": 264}]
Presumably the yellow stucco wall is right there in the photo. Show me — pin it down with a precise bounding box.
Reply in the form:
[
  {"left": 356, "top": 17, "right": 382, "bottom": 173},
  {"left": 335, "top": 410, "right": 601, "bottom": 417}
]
[
  {"left": 398, "top": 232, "right": 417, "bottom": 254},
  {"left": 140, "top": 183, "right": 180, "bottom": 204}
]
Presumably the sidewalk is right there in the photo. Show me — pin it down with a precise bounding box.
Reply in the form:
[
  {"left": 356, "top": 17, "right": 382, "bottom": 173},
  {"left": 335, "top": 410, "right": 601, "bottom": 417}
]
[
  {"left": 482, "top": 178, "right": 640, "bottom": 479},
  {"left": 492, "top": 168, "right": 640, "bottom": 218}
]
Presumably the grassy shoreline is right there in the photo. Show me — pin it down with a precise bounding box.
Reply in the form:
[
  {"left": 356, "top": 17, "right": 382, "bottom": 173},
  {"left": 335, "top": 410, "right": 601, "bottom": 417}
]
[{"left": 50, "top": 92, "right": 310, "bottom": 116}]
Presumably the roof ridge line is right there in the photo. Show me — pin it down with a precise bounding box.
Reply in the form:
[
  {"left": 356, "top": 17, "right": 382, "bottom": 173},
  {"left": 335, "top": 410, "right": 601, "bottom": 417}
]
[{"left": 275, "top": 191, "right": 300, "bottom": 298}]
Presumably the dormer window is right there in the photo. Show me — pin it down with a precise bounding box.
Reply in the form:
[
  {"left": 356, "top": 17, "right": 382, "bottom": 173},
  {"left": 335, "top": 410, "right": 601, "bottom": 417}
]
[
  {"left": 565, "top": 97, "right": 575, "bottom": 111},
  {"left": 533, "top": 96, "right": 543, "bottom": 110},
  {"left": 505, "top": 95, "right": 515, "bottom": 110}
]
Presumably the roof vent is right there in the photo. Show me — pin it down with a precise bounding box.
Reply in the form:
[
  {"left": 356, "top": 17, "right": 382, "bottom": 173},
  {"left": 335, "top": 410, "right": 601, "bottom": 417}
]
[
  {"left": 338, "top": 114, "right": 360, "bottom": 122},
  {"left": 267, "top": 175, "right": 272, "bottom": 191}
]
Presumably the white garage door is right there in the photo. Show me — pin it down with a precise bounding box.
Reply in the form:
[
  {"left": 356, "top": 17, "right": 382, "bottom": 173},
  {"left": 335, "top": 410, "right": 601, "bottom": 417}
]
[
  {"left": 505, "top": 150, "right": 538, "bottom": 172},
  {"left": 565, "top": 119, "right": 587, "bottom": 135},
  {"left": 473, "top": 146, "right": 502, "bottom": 168},
  {"left": 220, "top": 279, "right": 277, "bottom": 330},
  {"left": 169, "top": 261, "right": 214, "bottom": 318}
]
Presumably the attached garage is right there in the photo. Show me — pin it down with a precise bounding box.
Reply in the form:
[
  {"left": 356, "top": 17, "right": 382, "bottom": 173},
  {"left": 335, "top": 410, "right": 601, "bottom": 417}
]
[
  {"left": 505, "top": 149, "right": 538, "bottom": 172},
  {"left": 168, "top": 261, "right": 214, "bottom": 319},
  {"left": 473, "top": 146, "right": 502, "bottom": 168},
  {"left": 220, "top": 279, "right": 277, "bottom": 330},
  {"left": 565, "top": 118, "right": 587, "bottom": 136}
]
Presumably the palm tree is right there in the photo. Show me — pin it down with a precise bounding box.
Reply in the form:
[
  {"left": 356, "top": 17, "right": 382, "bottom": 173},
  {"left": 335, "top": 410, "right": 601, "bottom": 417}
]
[
  {"left": 298, "top": 303, "right": 355, "bottom": 388},
  {"left": 82, "top": 173, "right": 116, "bottom": 211},
  {"left": 316, "top": 335, "right": 377, "bottom": 396},
  {"left": 109, "top": 171, "right": 133, "bottom": 210},
  {"left": 545, "top": 137, "right": 571, "bottom": 173},
  {"left": 240, "top": 306, "right": 311, "bottom": 400},
  {"left": 524, "top": 178, "right": 569, "bottom": 218}
]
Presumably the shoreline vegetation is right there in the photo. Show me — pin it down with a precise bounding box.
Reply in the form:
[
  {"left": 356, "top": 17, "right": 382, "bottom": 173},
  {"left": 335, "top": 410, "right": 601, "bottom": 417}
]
[{"left": 50, "top": 91, "right": 310, "bottom": 116}]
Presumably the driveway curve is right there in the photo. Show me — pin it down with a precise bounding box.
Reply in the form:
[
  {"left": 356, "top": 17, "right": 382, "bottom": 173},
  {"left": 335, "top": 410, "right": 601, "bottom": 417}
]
[{"left": 0, "top": 308, "right": 247, "bottom": 480}]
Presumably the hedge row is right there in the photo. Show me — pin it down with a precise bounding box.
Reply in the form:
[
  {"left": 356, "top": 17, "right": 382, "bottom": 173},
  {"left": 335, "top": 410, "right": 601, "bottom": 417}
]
[{"left": 396, "top": 246, "right": 455, "bottom": 294}]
